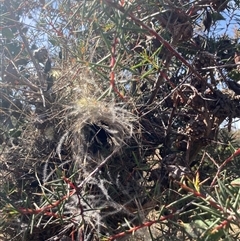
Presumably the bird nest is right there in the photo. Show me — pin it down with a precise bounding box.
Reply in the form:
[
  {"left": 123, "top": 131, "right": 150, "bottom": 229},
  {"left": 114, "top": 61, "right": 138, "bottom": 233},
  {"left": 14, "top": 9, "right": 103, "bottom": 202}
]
[
  {"left": 1, "top": 68, "right": 160, "bottom": 241},
  {"left": 2, "top": 55, "right": 240, "bottom": 241}
]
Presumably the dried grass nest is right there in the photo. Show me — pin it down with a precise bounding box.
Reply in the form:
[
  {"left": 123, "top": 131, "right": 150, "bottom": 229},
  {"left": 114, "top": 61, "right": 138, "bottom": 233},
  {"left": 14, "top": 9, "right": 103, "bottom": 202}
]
[{"left": 0, "top": 70, "right": 160, "bottom": 241}]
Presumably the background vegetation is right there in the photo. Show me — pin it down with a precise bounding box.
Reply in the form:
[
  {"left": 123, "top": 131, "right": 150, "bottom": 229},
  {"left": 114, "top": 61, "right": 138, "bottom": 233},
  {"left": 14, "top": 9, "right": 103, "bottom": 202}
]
[{"left": 1, "top": 0, "right": 240, "bottom": 240}]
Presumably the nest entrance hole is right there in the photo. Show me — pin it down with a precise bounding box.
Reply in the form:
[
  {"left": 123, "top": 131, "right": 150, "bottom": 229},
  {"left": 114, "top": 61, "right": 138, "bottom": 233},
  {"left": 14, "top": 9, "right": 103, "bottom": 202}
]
[{"left": 83, "top": 123, "right": 113, "bottom": 154}]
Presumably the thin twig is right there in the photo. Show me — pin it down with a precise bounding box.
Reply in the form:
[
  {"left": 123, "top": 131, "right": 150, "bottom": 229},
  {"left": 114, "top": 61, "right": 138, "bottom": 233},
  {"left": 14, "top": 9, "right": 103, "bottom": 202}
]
[
  {"left": 211, "top": 148, "right": 240, "bottom": 187},
  {"left": 77, "top": 147, "right": 121, "bottom": 189},
  {"left": 6, "top": 2, "right": 46, "bottom": 105},
  {"left": 201, "top": 63, "right": 240, "bottom": 70}
]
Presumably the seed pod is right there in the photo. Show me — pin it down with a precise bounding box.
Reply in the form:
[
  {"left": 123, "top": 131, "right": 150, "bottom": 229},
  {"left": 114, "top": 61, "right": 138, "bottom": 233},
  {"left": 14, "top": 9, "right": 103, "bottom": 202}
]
[
  {"left": 44, "top": 58, "right": 51, "bottom": 73},
  {"left": 58, "top": 50, "right": 62, "bottom": 59},
  {"left": 203, "top": 9, "right": 212, "bottom": 32}
]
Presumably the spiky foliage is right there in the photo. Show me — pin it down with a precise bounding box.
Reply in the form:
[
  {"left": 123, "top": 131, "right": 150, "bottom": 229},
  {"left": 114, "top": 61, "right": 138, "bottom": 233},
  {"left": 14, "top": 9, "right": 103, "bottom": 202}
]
[{"left": 1, "top": 0, "right": 240, "bottom": 241}]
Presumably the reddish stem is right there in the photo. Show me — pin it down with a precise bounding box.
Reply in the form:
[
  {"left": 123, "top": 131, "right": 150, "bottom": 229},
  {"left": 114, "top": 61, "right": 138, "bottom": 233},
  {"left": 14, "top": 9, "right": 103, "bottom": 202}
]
[
  {"left": 211, "top": 148, "right": 240, "bottom": 187},
  {"left": 107, "top": 212, "right": 177, "bottom": 241}
]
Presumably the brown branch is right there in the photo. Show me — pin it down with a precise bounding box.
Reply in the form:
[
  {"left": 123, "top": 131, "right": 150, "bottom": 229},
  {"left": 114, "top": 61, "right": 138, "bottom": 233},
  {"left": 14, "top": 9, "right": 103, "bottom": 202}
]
[
  {"left": 6, "top": 2, "right": 46, "bottom": 88},
  {"left": 147, "top": 53, "right": 173, "bottom": 105},
  {"left": 102, "top": 0, "right": 205, "bottom": 82},
  {"left": 102, "top": 0, "right": 216, "bottom": 109},
  {"left": 5, "top": 60, "right": 39, "bottom": 91},
  {"left": 107, "top": 212, "right": 178, "bottom": 241},
  {"left": 201, "top": 63, "right": 240, "bottom": 70}
]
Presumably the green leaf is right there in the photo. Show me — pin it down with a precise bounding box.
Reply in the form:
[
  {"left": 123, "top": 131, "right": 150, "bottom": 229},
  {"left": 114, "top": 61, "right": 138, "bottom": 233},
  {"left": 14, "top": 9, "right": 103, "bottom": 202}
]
[
  {"left": 49, "top": 38, "right": 58, "bottom": 46},
  {"left": 6, "top": 42, "right": 21, "bottom": 56},
  {"left": 212, "top": 12, "right": 225, "bottom": 22},
  {"left": 228, "top": 70, "right": 240, "bottom": 81},
  {"left": 231, "top": 178, "right": 240, "bottom": 187},
  {"left": 179, "top": 219, "right": 207, "bottom": 238},
  {"left": 179, "top": 219, "right": 225, "bottom": 240},
  {"left": 2, "top": 28, "right": 14, "bottom": 39},
  {"left": 8, "top": 129, "right": 21, "bottom": 138}
]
